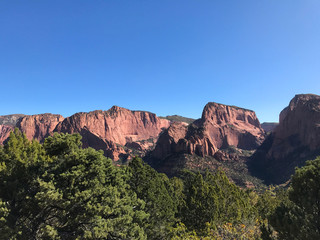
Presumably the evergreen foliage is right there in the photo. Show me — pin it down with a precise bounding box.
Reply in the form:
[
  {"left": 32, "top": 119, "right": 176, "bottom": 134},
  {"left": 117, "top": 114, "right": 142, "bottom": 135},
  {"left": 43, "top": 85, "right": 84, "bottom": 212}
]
[
  {"left": 269, "top": 157, "right": 320, "bottom": 239},
  {"left": 127, "top": 157, "right": 177, "bottom": 239},
  {"left": 1, "top": 129, "right": 320, "bottom": 239},
  {"left": 0, "top": 130, "right": 147, "bottom": 239},
  {"left": 178, "top": 170, "right": 256, "bottom": 232}
]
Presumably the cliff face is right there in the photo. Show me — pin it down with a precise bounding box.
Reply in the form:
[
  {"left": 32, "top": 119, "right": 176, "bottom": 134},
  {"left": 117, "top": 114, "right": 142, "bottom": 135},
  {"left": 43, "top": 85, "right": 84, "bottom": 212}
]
[
  {"left": 0, "top": 107, "right": 170, "bottom": 160},
  {"left": 55, "top": 106, "right": 170, "bottom": 146},
  {"left": 151, "top": 102, "right": 265, "bottom": 160},
  {"left": 0, "top": 125, "right": 14, "bottom": 144},
  {"left": 250, "top": 94, "right": 320, "bottom": 184},
  {"left": 0, "top": 114, "right": 63, "bottom": 144},
  {"left": 0, "top": 114, "right": 25, "bottom": 144},
  {"left": 54, "top": 106, "right": 170, "bottom": 160},
  {"left": 17, "top": 114, "right": 64, "bottom": 142}
]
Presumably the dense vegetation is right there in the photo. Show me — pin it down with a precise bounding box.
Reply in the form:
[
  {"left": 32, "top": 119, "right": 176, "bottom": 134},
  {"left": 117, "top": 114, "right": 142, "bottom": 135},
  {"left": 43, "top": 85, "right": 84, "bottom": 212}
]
[{"left": 0, "top": 130, "right": 319, "bottom": 239}]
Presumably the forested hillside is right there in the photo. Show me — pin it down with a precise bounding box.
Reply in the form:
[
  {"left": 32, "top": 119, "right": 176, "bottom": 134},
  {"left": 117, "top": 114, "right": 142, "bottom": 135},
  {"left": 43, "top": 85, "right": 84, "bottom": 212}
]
[{"left": 0, "top": 130, "right": 318, "bottom": 239}]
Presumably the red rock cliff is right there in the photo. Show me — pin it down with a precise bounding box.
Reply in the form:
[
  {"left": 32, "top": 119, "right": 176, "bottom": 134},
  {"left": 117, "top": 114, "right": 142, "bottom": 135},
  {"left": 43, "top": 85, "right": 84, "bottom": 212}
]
[
  {"left": 54, "top": 106, "right": 170, "bottom": 159},
  {"left": 55, "top": 106, "right": 170, "bottom": 145},
  {"left": 0, "top": 125, "right": 14, "bottom": 144},
  {"left": 269, "top": 94, "right": 320, "bottom": 158},
  {"left": 152, "top": 102, "right": 265, "bottom": 159},
  {"left": 16, "top": 114, "right": 64, "bottom": 142},
  {"left": 250, "top": 94, "right": 320, "bottom": 184}
]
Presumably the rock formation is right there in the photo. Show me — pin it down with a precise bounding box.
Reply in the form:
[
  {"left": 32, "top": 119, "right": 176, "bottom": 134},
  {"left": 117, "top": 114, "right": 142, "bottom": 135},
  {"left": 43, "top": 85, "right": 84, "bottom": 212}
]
[
  {"left": 55, "top": 106, "right": 170, "bottom": 146},
  {"left": 17, "top": 114, "right": 64, "bottom": 142},
  {"left": 0, "top": 107, "right": 170, "bottom": 160},
  {"left": 0, "top": 125, "right": 15, "bottom": 144},
  {"left": 0, "top": 114, "right": 25, "bottom": 126},
  {"left": 0, "top": 114, "right": 25, "bottom": 144},
  {"left": 250, "top": 94, "right": 320, "bottom": 184},
  {"left": 54, "top": 106, "right": 170, "bottom": 160},
  {"left": 151, "top": 102, "right": 265, "bottom": 160}
]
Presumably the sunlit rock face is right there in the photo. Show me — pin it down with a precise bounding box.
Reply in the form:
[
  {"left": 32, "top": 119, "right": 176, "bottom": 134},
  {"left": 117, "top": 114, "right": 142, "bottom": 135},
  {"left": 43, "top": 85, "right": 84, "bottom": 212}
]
[
  {"left": 0, "top": 125, "right": 15, "bottom": 144},
  {"left": 0, "top": 114, "right": 64, "bottom": 144},
  {"left": 17, "top": 114, "right": 64, "bottom": 142},
  {"left": 151, "top": 102, "right": 265, "bottom": 160},
  {"left": 250, "top": 94, "right": 320, "bottom": 184},
  {"left": 54, "top": 106, "right": 170, "bottom": 160},
  {"left": 0, "top": 107, "right": 171, "bottom": 161},
  {"left": 0, "top": 114, "right": 25, "bottom": 144}
]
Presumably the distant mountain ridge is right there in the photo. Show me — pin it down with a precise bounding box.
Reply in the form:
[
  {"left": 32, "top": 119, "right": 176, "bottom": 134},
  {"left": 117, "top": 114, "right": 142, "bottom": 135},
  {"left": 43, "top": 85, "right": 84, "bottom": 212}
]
[
  {"left": 261, "top": 122, "right": 278, "bottom": 133},
  {"left": 0, "top": 103, "right": 265, "bottom": 164},
  {"left": 159, "top": 115, "right": 195, "bottom": 124},
  {"left": 3, "top": 96, "right": 320, "bottom": 187}
]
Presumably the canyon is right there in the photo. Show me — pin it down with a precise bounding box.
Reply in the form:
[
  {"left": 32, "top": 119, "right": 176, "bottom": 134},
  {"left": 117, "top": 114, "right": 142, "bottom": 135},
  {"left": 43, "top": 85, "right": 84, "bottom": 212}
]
[{"left": 2, "top": 94, "right": 320, "bottom": 185}]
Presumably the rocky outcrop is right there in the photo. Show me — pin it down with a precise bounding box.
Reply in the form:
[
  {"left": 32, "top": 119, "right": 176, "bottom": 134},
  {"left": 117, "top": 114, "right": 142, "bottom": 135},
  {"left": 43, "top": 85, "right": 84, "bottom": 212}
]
[
  {"left": 79, "top": 127, "right": 127, "bottom": 160},
  {"left": 16, "top": 114, "right": 64, "bottom": 142},
  {"left": 151, "top": 102, "right": 265, "bottom": 160},
  {"left": 0, "top": 114, "right": 25, "bottom": 126},
  {"left": 261, "top": 122, "right": 278, "bottom": 133},
  {"left": 250, "top": 94, "right": 320, "bottom": 184},
  {"left": 0, "top": 107, "right": 169, "bottom": 160},
  {"left": 55, "top": 106, "right": 170, "bottom": 145},
  {"left": 0, "top": 114, "right": 25, "bottom": 144},
  {"left": 54, "top": 106, "right": 170, "bottom": 160},
  {"left": 0, "top": 125, "right": 14, "bottom": 144}
]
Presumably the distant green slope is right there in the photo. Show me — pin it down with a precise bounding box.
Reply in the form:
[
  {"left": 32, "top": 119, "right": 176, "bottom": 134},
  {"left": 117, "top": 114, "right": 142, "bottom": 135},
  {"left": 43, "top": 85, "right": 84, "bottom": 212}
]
[{"left": 159, "top": 115, "right": 195, "bottom": 124}]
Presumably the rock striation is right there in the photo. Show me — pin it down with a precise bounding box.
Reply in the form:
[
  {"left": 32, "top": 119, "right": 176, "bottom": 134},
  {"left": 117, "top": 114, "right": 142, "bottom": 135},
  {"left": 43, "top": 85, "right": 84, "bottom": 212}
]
[
  {"left": 250, "top": 94, "right": 320, "bottom": 184},
  {"left": 151, "top": 102, "right": 265, "bottom": 160}
]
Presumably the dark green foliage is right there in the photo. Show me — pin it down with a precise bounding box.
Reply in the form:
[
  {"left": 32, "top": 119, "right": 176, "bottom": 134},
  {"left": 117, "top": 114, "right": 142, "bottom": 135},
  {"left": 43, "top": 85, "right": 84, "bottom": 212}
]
[
  {"left": 270, "top": 157, "right": 320, "bottom": 239},
  {"left": 178, "top": 170, "right": 256, "bottom": 231},
  {"left": 0, "top": 130, "right": 148, "bottom": 239},
  {"left": 3, "top": 130, "right": 320, "bottom": 240},
  {"left": 127, "top": 157, "right": 177, "bottom": 239},
  {"left": 43, "top": 132, "right": 82, "bottom": 156}
]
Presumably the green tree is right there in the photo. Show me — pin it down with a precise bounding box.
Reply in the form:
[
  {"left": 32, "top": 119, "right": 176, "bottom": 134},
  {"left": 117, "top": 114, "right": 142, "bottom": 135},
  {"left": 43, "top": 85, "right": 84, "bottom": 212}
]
[
  {"left": 127, "top": 157, "right": 177, "bottom": 239},
  {"left": 178, "top": 170, "right": 256, "bottom": 232},
  {"left": 0, "top": 131, "right": 148, "bottom": 239},
  {"left": 0, "top": 129, "right": 51, "bottom": 239},
  {"left": 270, "top": 156, "right": 320, "bottom": 240}
]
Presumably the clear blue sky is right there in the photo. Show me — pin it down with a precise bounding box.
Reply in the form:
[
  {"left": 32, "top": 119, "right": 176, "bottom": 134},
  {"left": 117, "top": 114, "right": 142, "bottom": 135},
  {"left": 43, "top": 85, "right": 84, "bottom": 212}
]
[{"left": 1, "top": 1, "right": 319, "bottom": 122}]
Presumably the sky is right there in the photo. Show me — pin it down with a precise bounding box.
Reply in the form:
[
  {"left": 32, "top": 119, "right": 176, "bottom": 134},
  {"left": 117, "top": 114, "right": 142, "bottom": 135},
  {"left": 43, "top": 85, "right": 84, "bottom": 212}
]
[{"left": 0, "top": 1, "right": 319, "bottom": 122}]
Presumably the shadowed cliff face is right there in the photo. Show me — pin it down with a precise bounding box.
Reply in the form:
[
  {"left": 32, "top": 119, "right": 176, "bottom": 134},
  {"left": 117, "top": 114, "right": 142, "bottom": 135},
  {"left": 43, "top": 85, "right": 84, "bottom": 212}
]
[
  {"left": 250, "top": 94, "right": 320, "bottom": 184},
  {"left": 151, "top": 102, "right": 265, "bottom": 160}
]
